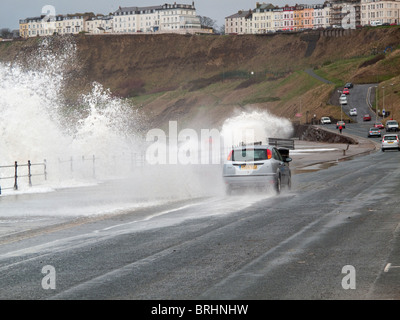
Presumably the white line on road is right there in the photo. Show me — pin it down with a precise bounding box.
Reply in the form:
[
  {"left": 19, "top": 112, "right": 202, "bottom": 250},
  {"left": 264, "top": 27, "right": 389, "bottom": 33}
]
[{"left": 384, "top": 263, "right": 400, "bottom": 272}]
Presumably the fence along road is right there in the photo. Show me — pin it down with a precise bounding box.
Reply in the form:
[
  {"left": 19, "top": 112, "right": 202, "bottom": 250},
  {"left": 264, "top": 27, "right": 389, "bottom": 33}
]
[{"left": 0, "top": 160, "right": 47, "bottom": 194}]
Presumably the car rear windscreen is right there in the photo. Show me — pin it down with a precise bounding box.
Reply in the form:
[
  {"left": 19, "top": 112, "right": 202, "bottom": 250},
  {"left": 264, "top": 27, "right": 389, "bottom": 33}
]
[
  {"left": 232, "top": 149, "right": 268, "bottom": 162},
  {"left": 385, "top": 136, "right": 397, "bottom": 140}
]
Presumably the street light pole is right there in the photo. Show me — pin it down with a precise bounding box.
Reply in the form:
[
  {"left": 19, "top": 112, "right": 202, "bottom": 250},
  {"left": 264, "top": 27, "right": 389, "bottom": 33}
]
[
  {"left": 338, "top": 89, "right": 343, "bottom": 122},
  {"left": 382, "top": 86, "right": 385, "bottom": 120},
  {"left": 375, "top": 85, "right": 378, "bottom": 123},
  {"left": 341, "top": 103, "right": 343, "bottom": 122}
]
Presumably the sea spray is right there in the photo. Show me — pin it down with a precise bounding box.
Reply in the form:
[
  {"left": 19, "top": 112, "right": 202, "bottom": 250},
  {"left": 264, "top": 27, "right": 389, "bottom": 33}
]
[
  {"left": 0, "top": 37, "right": 142, "bottom": 190},
  {"left": 221, "top": 109, "right": 294, "bottom": 149}
]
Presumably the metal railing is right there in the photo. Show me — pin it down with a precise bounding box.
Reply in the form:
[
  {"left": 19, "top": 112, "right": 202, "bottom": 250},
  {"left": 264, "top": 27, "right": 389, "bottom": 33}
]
[
  {"left": 268, "top": 138, "right": 295, "bottom": 150},
  {"left": 0, "top": 160, "right": 47, "bottom": 194},
  {"left": 57, "top": 153, "right": 147, "bottom": 179}
]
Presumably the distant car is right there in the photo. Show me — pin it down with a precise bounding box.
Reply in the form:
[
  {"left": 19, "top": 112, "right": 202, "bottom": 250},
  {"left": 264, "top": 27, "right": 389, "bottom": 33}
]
[
  {"left": 321, "top": 117, "right": 332, "bottom": 124},
  {"left": 368, "top": 127, "right": 381, "bottom": 137},
  {"left": 385, "top": 120, "right": 399, "bottom": 132},
  {"left": 336, "top": 120, "right": 346, "bottom": 129},
  {"left": 349, "top": 108, "right": 357, "bottom": 116},
  {"left": 381, "top": 134, "right": 400, "bottom": 151},
  {"left": 343, "top": 88, "right": 350, "bottom": 95},
  {"left": 223, "top": 144, "right": 292, "bottom": 194},
  {"left": 363, "top": 114, "right": 371, "bottom": 121},
  {"left": 374, "top": 122, "right": 384, "bottom": 129},
  {"left": 344, "top": 82, "right": 353, "bottom": 89},
  {"left": 339, "top": 96, "right": 347, "bottom": 105},
  {"left": 371, "top": 20, "right": 383, "bottom": 26}
]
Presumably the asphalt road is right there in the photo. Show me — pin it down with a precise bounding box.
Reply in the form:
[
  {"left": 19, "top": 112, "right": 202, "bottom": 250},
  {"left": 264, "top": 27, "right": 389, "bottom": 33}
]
[{"left": 1, "top": 85, "right": 400, "bottom": 301}]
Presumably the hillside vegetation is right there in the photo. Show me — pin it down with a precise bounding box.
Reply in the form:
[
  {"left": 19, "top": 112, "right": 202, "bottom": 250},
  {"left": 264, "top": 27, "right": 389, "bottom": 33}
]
[{"left": 1, "top": 27, "right": 400, "bottom": 129}]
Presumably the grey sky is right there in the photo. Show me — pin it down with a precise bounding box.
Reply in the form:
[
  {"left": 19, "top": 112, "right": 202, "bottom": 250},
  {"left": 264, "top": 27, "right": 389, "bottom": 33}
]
[{"left": 1, "top": 0, "right": 321, "bottom": 30}]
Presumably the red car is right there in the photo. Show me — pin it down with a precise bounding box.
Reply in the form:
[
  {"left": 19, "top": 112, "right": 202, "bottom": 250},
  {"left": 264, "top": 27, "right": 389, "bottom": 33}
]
[
  {"left": 363, "top": 114, "right": 372, "bottom": 121},
  {"left": 374, "top": 122, "right": 384, "bottom": 129},
  {"left": 343, "top": 88, "right": 350, "bottom": 95}
]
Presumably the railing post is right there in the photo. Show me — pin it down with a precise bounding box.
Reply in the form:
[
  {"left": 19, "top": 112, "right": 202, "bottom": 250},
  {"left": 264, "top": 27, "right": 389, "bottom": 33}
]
[
  {"left": 28, "top": 160, "right": 32, "bottom": 187},
  {"left": 92, "top": 155, "right": 96, "bottom": 179},
  {"left": 43, "top": 159, "right": 47, "bottom": 180},
  {"left": 14, "top": 161, "right": 18, "bottom": 190}
]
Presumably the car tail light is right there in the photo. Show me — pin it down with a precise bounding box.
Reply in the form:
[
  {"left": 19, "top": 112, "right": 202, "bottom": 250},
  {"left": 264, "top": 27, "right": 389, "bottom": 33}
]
[
  {"left": 267, "top": 149, "right": 272, "bottom": 159},
  {"left": 227, "top": 150, "right": 233, "bottom": 161}
]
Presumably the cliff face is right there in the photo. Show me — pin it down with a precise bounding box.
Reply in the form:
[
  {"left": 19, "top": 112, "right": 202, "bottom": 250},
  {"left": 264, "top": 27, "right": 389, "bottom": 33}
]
[
  {"left": 73, "top": 29, "right": 400, "bottom": 95},
  {"left": 2, "top": 29, "right": 398, "bottom": 95},
  {"left": 1, "top": 28, "right": 400, "bottom": 128}
]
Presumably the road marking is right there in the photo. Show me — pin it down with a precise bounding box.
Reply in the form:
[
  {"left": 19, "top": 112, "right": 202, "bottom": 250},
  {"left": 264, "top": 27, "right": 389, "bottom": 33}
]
[
  {"left": 384, "top": 263, "right": 400, "bottom": 272},
  {"left": 97, "top": 201, "right": 206, "bottom": 232}
]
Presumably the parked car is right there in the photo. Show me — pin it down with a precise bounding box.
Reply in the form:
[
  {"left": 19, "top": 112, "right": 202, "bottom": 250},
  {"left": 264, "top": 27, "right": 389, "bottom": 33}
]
[
  {"left": 385, "top": 120, "right": 399, "bottom": 132},
  {"left": 363, "top": 114, "right": 371, "bottom": 121},
  {"left": 223, "top": 144, "right": 292, "bottom": 194},
  {"left": 374, "top": 122, "right": 384, "bottom": 129},
  {"left": 344, "top": 82, "right": 353, "bottom": 89},
  {"left": 321, "top": 117, "right": 331, "bottom": 124},
  {"left": 349, "top": 108, "right": 357, "bottom": 116},
  {"left": 343, "top": 88, "right": 350, "bottom": 95},
  {"left": 368, "top": 127, "right": 381, "bottom": 137},
  {"left": 336, "top": 120, "right": 346, "bottom": 129},
  {"left": 371, "top": 20, "right": 383, "bottom": 26},
  {"left": 381, "top": 134, "right": 400, "bottom": 151}
]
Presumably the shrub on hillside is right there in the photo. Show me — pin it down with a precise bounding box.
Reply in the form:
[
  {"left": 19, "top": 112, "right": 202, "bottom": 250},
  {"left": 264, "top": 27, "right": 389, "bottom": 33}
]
[{"left": 359, "top": 54, "right": 385, "bottom": 68}]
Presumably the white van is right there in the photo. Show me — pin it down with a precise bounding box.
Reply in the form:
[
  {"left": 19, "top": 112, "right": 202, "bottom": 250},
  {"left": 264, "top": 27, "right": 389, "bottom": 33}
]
[
  {"left": 349, "top": 108, "right": 357, "bottom": 116},
  {"left": 321, "top": 117, "right": 331, "bottom": 124},
  {"left": 371, "top": 20, "right": 382, "bottom": 26}
]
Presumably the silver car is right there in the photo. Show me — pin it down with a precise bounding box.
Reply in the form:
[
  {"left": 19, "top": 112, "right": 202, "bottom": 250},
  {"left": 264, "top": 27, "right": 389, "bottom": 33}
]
[
  {"left": 385, "top": 120, "right": 399, "bottom": 132},
  {"left": 381, "top": 134, "right": 400, "bottom": 152},
  {"left": 223, "top": 144, "right": 292, "bottom": 194}
]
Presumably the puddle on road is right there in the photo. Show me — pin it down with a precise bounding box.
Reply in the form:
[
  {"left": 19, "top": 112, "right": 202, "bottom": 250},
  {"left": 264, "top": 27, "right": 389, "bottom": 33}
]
[{"left": 293, "top": 161, "right": 338, "bottom": 174}]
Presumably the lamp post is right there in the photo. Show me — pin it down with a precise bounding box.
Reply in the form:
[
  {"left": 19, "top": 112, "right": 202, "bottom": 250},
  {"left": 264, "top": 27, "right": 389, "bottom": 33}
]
[
  {"left": 382, "top": 86, "right": 385, "bottom": 120},
  {"left": 338, "top": 89, "right": 343, "bottom": 121},
  {"left": 375, "top": 85, "right": 378, "bottom": 123}
]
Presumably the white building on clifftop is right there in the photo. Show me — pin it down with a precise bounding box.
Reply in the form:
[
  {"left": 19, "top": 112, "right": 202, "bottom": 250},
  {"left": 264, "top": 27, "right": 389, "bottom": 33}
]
[
  {"left": 112, "top": 2, "right": 203, "bottom": 34},
  {"left": 19, "top": 2, "right": 208, "bottom": 38}
]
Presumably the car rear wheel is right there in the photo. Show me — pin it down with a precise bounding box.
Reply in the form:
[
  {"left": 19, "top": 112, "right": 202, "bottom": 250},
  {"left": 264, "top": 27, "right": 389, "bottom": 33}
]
[{"left": 275, "top": 175, "right": 281, "bottom": 194}]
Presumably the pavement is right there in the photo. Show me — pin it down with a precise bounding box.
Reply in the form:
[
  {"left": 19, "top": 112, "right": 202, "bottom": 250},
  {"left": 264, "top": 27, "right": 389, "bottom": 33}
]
[{"left": 290, "top": 126, "right": 380, "bottom": 174}]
